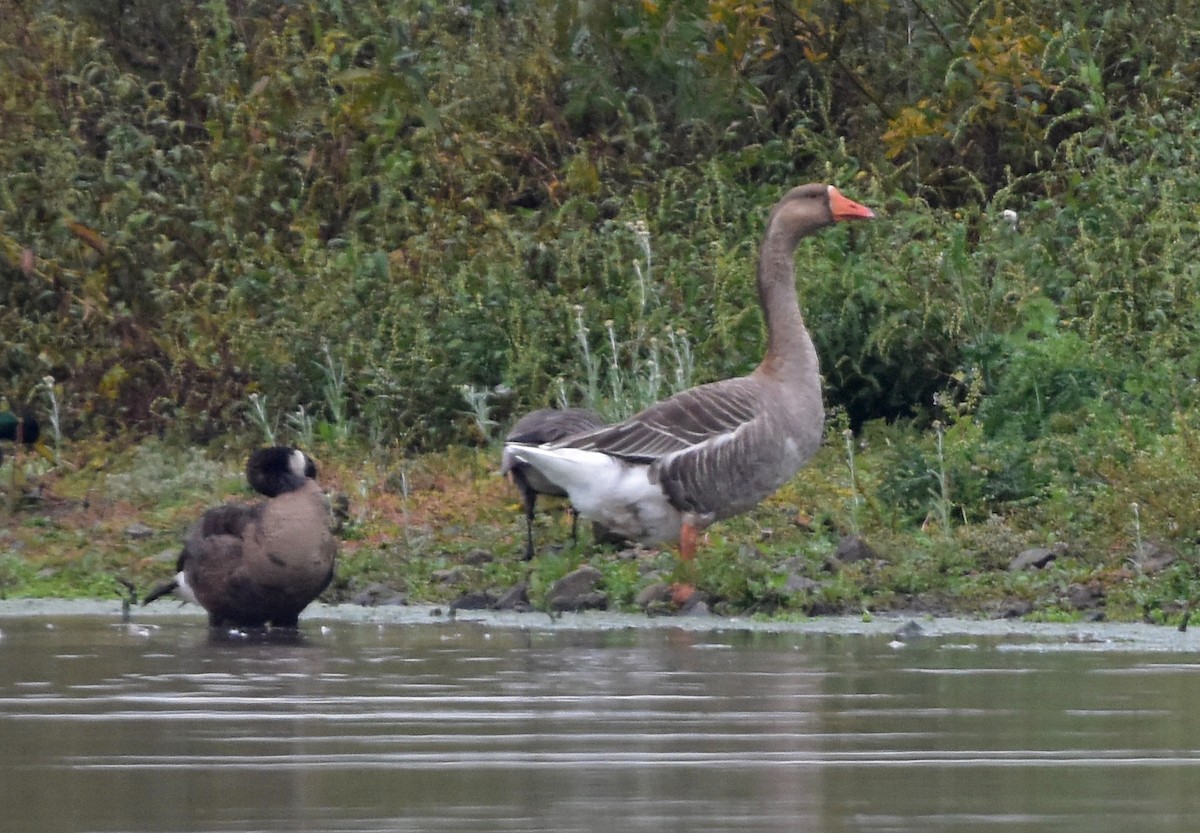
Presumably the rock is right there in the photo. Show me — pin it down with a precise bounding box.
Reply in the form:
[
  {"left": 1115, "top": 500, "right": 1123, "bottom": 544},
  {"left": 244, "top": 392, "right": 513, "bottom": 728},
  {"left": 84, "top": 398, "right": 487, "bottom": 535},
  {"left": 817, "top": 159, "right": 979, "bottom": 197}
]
[
  {"left": 493, "top": 582, "right": 531, "bottom": 611},
  {"left": 678, "top": 595, "right": 711, "bottom": 617},
  {"left": 997, "top": 599, "right": 1035, "bottom": 619},
  {"left": 783, "top": 573, "right": 820, "bottom": 594},
  {"left": 894, "top": 620, "right": 926, "bottom": 641},
  {"left": 125, "top": 523, "right": 154, "bottom": 540},
  {"left": 350, "top": 583, "right": 407, "bottom": 607},
  {"left": 805, "top": 598, "right": 845, "bottom": 616},
  {"left": 548, "top": 564, "right": 602, "bottom": 598},
  {"left": 634, "top": 582, "right": 713, "bottom": 616},
  {"left": 1066, "top": 582, "right": 1104, "bottom": 610},
  {"left": 836, "top": 534, "right": 877, "bottom": 563},
  {"left": 430, "top": 567, "right": 465, "bottom": 584},
  {"left": 450, "top": 590, "right": 496, "bottom": 611},
  {"left": 615, "top": 546, "right": 645, "bottom": 562},
  {"left": 1133, "top": 542, "right": 1176, "bottom": 574},
  {"left": 547, "top": 565, "right": 607, "bottom": 612},
  {"left": 462, "top": 549, "right": 494, "bottom": 566},
  {"left": 551, "top": 591, "right": 608, "bottom": 612},
  {"left": 590, "top": 522, "right": 627, "bottom": 547},
  {"left": 635, "top": 582, "right": 672, "bottom": 607},
  {"left": 1008, "top": 547, "right": 1058, "bottom": 571}
]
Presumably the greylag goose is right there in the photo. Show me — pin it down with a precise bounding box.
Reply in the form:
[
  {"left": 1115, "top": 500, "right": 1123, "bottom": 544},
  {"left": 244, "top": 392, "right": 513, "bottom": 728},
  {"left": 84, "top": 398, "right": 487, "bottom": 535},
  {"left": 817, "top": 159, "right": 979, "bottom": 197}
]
[
  {"left": 501, "top": 407, "right": 606, "bottom": 559},
  {"left": 144, "top": 446, "right": 338, "bottom": 628},
  {"left": 505, "top": 184, "right": 874, "bottom": 567}
]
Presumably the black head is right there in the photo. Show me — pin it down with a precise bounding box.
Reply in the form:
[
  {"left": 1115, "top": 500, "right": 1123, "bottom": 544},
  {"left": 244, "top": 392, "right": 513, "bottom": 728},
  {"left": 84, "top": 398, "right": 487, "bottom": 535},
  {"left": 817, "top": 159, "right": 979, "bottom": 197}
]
[
  {"left": 246, "top": 446, "right": 318, "bottom": 497},
  {"left": 0, "top": 412, "right": 40, "bottom": 445},
  {"left": 19, "top": 414, "right": 41, "bottom": 444}
]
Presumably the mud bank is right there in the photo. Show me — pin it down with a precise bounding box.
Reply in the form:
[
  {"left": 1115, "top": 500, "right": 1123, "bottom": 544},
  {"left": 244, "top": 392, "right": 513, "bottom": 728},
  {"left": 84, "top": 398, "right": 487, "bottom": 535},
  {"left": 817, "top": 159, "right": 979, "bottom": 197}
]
[{"left": 2, "top": 598, "right": 1200, "bottom": 652}]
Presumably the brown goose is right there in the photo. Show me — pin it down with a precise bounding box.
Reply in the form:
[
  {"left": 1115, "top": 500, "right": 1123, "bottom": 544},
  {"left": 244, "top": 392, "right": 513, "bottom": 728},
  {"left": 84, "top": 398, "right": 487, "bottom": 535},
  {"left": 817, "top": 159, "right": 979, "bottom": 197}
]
[
  {"left": 506, "top": 184, "right": 874, "bottom": 563},
  {"left": 500, "top": 407, "right": 606, "bottom": 560},
  {"left": 144, "top": 447, "right": 338, "bottom": 628}
]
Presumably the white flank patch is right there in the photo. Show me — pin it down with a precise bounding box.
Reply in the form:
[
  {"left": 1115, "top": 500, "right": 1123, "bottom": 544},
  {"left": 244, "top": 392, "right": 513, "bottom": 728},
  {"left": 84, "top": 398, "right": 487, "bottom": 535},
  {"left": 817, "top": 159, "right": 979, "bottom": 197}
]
[
  {"left": 508, "top": 445, "right": 680, "bottom": 543},
  {"left": 175, "top": 572, "right": 200, "bottom": 605}
]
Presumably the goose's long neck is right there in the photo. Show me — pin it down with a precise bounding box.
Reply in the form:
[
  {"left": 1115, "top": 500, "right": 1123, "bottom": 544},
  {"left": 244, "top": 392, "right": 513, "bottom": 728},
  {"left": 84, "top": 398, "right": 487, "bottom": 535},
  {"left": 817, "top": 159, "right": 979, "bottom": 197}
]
[{"left": 756, "top": 226, "right": 818, "bottom": 381}]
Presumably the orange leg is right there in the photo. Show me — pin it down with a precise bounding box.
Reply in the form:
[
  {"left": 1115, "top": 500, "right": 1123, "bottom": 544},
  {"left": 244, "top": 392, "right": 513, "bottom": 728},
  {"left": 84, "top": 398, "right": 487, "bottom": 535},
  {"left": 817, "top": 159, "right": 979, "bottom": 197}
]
[
  {"left": 670, "top": 519, "right": 701, "bottom": 607},
  {"left": 679, "top": 519, "right": 699, "bottom": 561}
]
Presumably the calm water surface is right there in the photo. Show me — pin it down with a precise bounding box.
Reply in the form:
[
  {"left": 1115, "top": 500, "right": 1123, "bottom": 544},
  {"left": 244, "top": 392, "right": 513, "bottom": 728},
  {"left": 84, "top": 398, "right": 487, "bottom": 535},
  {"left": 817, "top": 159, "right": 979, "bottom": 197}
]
[{"left": 2, "top": 609, "right": 1200, "bottom": 833}]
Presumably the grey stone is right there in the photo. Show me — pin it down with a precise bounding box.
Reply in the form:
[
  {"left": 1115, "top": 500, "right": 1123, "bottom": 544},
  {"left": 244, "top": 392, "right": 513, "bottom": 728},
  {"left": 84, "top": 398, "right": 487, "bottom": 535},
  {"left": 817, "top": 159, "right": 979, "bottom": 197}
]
[
  {"left": 125, "top": 523, "right": 154, "bottom": 540},
  {"left": 450, "top": 590, "right": 496, "bottom": 611},
  {"left": 350, "top": 583, "right": 407, "bottom": 607},
  {"left": 547, "top": 565, "right": 607, "bottom": 612},
  {"left": 493, "top": 582, "right": 531, "bottom": 611},
  {"left": 834, "top": 534, "right": 877, "bottom": 564},
  {"left": 431, "top": 567, "right": 465, "bottom": 584},
  {"left": 1009, "top": 547, "right": 1058, "bottom": 571},
  {"left": 635, "top": 582, "right": 672, "bottom": 607},
  {"left": 783, "top": 573, "right": 820, "bottom": 594},
  {"left": 462, "top": 549, "right": 494, "bottom": 566},
  {"left": 1066, "top": 582, "right": 1104, "bottom": 610},
  {"left": 1133, "top": 542, "right": 1176, "bottom": 574},
  {"left": 550, "top": 591, "right": 608, "bottom": 612},
  {"left": 894, "top": 620, "right": 926, "bottom": 641}
]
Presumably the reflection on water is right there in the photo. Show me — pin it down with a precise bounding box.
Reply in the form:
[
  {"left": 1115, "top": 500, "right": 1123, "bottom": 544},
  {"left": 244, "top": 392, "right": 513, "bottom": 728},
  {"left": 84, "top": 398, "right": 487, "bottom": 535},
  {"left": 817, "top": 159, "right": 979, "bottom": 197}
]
[{"left": 2, "top": 614, "right": 1200, "bottom": 833}]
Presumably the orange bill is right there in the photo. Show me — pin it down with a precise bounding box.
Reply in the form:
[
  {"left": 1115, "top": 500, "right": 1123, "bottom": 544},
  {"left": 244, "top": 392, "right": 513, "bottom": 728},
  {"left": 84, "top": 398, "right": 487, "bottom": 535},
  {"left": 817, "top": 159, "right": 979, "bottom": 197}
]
[{"left": 829, "top": 187, "right": 875, "bottom": 221}]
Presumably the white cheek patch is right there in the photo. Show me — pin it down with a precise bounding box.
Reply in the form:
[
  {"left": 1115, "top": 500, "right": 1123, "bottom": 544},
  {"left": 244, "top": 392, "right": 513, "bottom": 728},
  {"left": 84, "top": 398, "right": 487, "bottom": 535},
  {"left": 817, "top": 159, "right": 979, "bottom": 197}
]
[{"left": 289, "top": 449, "right": 307, "bottom": 478}]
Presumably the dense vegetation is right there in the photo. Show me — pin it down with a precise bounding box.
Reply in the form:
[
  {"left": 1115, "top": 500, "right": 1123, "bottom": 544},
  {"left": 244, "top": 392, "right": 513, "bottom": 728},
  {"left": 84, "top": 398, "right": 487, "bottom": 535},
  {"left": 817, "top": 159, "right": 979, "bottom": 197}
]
[{"left": 3, "top": 0, "right": 1200, "bottom": 620}]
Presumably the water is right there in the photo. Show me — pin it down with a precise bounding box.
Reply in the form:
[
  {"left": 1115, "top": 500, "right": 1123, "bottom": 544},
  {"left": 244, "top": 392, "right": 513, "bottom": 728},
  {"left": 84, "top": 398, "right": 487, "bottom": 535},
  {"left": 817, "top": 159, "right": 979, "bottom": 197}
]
[{"left": 3, "top": 605, "right": 1200, "bottom": 833}]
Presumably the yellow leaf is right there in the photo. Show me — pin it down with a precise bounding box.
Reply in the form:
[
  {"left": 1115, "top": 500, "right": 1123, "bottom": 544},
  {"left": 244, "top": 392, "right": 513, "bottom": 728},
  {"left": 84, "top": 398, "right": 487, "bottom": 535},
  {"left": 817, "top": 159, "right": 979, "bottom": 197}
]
[{"left": 67, "top": 220, "right": 107, "bottom": 254}]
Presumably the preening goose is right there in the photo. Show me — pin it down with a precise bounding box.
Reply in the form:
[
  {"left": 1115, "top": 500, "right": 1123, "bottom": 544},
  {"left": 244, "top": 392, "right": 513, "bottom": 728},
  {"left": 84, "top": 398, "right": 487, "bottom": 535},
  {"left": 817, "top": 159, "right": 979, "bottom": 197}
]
[
  {"left": 500, "top": 407, "right": 606, "bottom": 560},
  {"left": 506, "top": 184, "right": 874, "bottom": 563},
  {"left": 144, "top": 447, "right": 338, "bottom": 628}
]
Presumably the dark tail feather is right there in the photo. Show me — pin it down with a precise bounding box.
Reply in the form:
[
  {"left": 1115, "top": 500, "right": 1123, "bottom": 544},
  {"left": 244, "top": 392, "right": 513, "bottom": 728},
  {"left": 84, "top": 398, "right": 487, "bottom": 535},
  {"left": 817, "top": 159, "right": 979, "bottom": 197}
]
[{"left": 142, "top": 579, "right": 179, "bottom": 606}]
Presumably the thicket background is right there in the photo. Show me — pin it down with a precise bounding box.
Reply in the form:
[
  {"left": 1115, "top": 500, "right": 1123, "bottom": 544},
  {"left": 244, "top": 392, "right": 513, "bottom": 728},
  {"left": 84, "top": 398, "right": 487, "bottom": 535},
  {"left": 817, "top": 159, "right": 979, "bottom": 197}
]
[{"left": 4, "top": 0, "right": 1200, "bottom": 580}]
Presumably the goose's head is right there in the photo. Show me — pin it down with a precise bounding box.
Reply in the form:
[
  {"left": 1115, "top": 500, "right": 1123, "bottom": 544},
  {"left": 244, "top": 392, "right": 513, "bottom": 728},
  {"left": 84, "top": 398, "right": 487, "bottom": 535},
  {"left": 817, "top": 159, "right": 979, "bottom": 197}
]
[
  {"left": 246, "top": 446, "right": 318, "bottom": 497},
  {"left": 768, "top": 184, "right": 875, "bottom": 248}
]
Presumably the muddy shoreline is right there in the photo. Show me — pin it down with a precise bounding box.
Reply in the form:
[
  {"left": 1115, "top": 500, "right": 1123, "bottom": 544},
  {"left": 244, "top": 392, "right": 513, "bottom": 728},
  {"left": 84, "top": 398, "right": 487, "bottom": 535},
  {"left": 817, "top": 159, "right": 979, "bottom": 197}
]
[{"left": 3, "top": 598, "right": 1200, "bottom": 652}]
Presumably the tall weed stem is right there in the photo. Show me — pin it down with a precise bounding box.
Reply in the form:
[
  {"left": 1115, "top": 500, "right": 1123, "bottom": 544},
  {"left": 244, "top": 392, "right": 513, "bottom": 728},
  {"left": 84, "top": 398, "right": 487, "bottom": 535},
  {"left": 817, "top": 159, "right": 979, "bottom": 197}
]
[
  {"left": 40, "top": 375, "right": 62, "bottom": 465},
  {"left": 318, "top": 343, "right": 351, "bottom": 440},
  {"left": 929, "top": 420, "right": 952, "bottom": 532},
  {"left": 246, "top": 393, "right": 276, "bottom": 445},
  {"left": 843, "top": 428, "right": 861, "bottom": 535}
]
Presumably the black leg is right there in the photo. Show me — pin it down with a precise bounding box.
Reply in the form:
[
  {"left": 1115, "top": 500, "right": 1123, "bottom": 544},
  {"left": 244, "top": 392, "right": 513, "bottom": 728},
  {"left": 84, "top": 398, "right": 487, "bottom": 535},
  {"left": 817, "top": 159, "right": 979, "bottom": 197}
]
[{"left": 522, "top": 491, "right": 537, "bottom": 561}]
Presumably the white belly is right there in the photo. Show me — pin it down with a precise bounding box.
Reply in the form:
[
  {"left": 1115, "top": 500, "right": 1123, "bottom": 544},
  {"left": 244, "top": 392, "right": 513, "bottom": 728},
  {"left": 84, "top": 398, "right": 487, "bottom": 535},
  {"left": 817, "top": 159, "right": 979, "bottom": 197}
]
[{"left": 507, "top": 445, "right": 684, "bottom": 544}]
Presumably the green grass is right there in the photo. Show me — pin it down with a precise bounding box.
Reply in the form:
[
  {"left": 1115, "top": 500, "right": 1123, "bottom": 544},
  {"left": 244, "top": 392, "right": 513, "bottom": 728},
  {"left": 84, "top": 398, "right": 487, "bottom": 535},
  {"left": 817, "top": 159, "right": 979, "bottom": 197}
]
[
  {"left": 1, "top": 429, "right": 1194, "bottom": 624},
  {"left": 4, "top": 3, "right": 1200, "bottom": 624}
]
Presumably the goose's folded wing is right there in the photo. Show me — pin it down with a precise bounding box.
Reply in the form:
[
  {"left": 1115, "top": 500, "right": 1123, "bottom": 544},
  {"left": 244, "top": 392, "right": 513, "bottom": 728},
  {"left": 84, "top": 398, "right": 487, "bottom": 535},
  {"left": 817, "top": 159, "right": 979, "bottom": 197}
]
[
  {"left": 179, "top": 504, "right": 261, "bottom": 570},
  {"left": 559, "top": 379, "right": 763, "bottom": 462},
  {"left": 506, "top": 408, "right": 605, "bottom": 445},
  {"left": 192, "top": 503, "right": 262, "bottom": 540}
]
